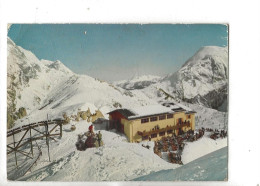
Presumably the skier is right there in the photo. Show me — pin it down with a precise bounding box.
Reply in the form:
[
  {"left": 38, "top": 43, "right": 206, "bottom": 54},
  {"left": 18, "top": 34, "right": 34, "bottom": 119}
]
[{"left": 97, "top": 131, "right": 102, "bottom": 147}]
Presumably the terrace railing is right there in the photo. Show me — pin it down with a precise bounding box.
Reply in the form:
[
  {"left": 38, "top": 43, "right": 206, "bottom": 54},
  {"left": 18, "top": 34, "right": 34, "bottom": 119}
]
[{"left": 138, "top": 121, "right": 191, "bottom": 137}]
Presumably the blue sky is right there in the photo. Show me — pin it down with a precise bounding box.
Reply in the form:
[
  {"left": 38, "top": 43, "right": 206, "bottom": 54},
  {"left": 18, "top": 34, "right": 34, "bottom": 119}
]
[{"left": 8, "top": 24, "right": 228, "bottom": 81}]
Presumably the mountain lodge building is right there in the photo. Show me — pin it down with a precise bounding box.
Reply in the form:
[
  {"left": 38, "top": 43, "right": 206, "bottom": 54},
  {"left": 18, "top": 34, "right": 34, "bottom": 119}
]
[{"left": 108, "top": 102, "right": 196, "bottom": 142}]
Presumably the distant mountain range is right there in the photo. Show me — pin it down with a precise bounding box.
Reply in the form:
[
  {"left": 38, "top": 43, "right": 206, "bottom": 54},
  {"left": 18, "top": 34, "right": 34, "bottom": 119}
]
[
  {"left": 113, "top": 75, "right": 162, "bottom": 90},
  {"left": 7, "top": 37, "right": 228, "bottom": 128},
  {"left": 115, "top": 46, "right": 228, "bottom": 112}
]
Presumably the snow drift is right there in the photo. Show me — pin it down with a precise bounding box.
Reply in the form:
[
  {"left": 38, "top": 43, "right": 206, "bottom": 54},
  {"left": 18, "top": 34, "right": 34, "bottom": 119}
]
[{"left": 133, "top": 146, "right": 228, "bottom": 181}]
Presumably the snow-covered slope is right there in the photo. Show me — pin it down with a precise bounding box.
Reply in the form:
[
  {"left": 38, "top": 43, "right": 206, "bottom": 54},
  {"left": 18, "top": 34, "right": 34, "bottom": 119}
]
[
  {"left": 7, "top": 38, "right": 157, "bottom": 128},
  {"left": 16, "top": 120, "right": 177, "bottom": 181},
  {"left": 7, "top": 38, "right": 74, "bottom": 110},
  {"left": 7, "top": 38, "right": 74, "bottom": 128},
  {"left": 15, "top": 120, "right": 226, "bottom": 181},
  {"left": 20, "top": 74, "right": 157, "bottom": 125},
  {"left": 161, "top": 46, "right": 228, "bottom": 111},
  {"left": 114, "top": 75, "right": 161, "bottom": 90},
  {"left": 133, "top": 146, "right": 228, "bottom": 181}
]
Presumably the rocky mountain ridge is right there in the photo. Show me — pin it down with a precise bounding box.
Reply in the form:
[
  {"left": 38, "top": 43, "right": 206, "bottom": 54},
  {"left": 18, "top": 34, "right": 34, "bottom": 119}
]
[
  {"left": 7, "top": 38, "right": 157, "bottom": 128},
  {"left": 162, "top": 46, "right": 228, "bottom": 111},
  {"left": 115, "top": 46, "right": 228, "bottom": 112}
]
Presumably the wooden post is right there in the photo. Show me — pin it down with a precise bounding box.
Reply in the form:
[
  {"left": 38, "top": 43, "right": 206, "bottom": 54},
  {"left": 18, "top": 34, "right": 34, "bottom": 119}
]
[
  {"left": 12, "top": 133, "right": 18, "bottom": 168},
  {"left": 29, "top": 126, "right": 34, "bottom": 157},
  {"left": 45, "top": 122, "right": 50, "bottom": 162},
  {"left": 60, "top": 122, "right": 62, "bottom": 137}
]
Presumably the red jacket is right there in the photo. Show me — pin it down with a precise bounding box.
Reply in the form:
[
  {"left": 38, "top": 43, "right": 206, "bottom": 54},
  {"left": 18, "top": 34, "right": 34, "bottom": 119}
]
[{"left": 89, "top": 125, "right": 93, "bottom": 132}]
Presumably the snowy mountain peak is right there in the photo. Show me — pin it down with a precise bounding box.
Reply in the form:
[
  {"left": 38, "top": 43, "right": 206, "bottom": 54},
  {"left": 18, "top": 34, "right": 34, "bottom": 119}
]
[
  {"left": 113, "top": 45, "right": 228, "bottom": 111},
  {"left": 182, "top": 46, "right": 228, "bottom": 68},
  {"left": 158, "top": 45, "right": 228, "bottom": 111},
  {"left": 7, "top": 38, "right": 75, "bottom": 128},
  {"left": 46, "top": 60, "right": 73, "bottom": 74}
]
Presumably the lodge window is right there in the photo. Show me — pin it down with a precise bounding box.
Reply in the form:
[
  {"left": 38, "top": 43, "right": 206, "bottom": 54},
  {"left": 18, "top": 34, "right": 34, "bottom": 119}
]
[
  {"left": 151, "top": 133, "right": 157, "bottom": 138},
  {"left": 159, "top": 115, "right": 166, "bottom": 120},
  {"left": 167, "top": 130, "right": 173, "bottom": 134},
  {"left": 178, "top": 118, "right": 182, "bottom": 124},
  {"left": 141, "top": 118, "right": 149, "bottom": 123},
  {"left": 187, "top": 115, "right": 191, "bottom": 119},
  {"left": 150, "top": 116, "right": 158, "bottom": 122},
  {"left": 159, "top": 131, "right": 165, "bottom": 136},
  {"left": 142, "top": 135, "right": 148, "bottom": 140},
  {"left": 167, "top": 114, "right": 173, "bottom": 119}
]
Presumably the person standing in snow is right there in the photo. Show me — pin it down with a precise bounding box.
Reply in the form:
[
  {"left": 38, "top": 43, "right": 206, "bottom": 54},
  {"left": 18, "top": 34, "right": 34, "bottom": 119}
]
[
  {"left": 89, "top": 124, "right": 94, "bottom": 133},
  {"left": 97, "top": 131, "right": 102, "bottom": 147}
]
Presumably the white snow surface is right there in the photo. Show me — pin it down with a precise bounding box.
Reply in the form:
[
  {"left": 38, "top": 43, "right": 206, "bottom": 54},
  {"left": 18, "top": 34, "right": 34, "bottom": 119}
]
[
  {"left": 128, "top": 104, "right": 173, "bottom": 119},
  {"left": 181, "top": 134, "right": 227, "bottom": 164},
  {"left": 134, "top": 146, "right": 228, "bottom": 181},
  {"left": 15, "top": 121, "right": 226, "bottom": 181},
  {"left": 16, "top": 121, "right": 177, "bottom": 181}
]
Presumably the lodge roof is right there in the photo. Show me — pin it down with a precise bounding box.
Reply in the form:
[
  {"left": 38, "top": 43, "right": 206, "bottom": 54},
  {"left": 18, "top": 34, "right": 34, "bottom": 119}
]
[
  {"left": 108, "top": 101, "right": 196, "bottom": 120},
  {"left": 107, "top": 109, "right": 136, "bottom": 118},
  {"left": 128, "top": 105, "right": 173, "bottom": 119}
]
